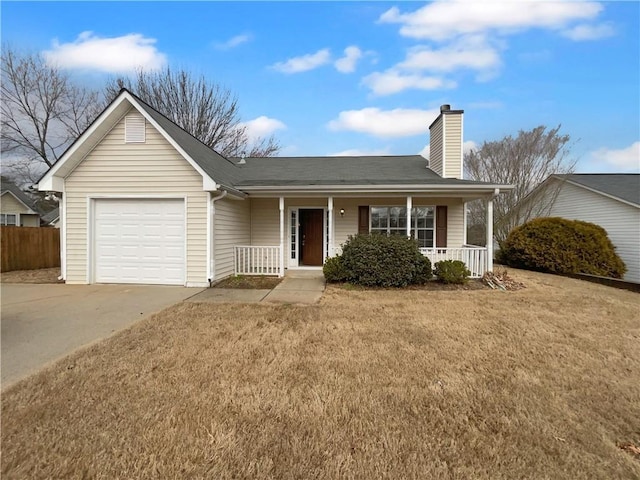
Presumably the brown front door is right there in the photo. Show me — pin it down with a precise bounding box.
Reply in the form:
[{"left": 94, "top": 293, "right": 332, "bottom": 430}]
[{"left": 299, "top": 209, "right": 324, "bottom": 266}]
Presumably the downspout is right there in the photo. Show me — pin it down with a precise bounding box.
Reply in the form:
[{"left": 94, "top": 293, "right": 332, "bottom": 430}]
[
  {"left": 208, "top": 189, "right": 228, "bottom": 286},
  {"left": 59, "top": 179, "right": 66, "bottom": 281}
]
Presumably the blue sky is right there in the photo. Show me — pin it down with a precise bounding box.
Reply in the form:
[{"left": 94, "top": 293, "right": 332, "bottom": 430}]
[{"left": 2, "top": 1, "right": 639, "bottom": 172}]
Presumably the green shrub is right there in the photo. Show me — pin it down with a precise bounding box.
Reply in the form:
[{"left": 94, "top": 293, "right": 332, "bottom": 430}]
[
  {"left": 323, "top": 255, "right": 348, "bottom": 283},
  {"left": 336, "top": 234, "right": 432, "bottom": 287},
  {"left": 500, "top": 217, "right": 626, "bottom": 278},
  {"left": 434, "top": 260, "right": 471, "bottom": 284}
]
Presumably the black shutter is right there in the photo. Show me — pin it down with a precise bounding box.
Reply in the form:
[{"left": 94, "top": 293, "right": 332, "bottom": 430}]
[
  {"left": 436, "top": 206, "right": 447, "bottom": 247},
  {"left": 358, "top": 206, "right": 369, "bottom": 234}
]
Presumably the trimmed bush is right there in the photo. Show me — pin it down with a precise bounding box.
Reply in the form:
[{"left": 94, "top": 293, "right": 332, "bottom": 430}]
[
  {"left": 323, "top": 255, "right": 348, "bottom": 283},
  {"left": 330, "top": 234, "right": 432, "bottom": 287},
  {"left": 434, "top": 260, "right": 471, "bottom": 284},
  {"left": 499, "top": 217, "right": 626, "bottom": 278}
]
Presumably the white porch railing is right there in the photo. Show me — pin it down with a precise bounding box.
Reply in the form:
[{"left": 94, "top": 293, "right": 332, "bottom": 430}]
[
  {"left": 420, "top": 247, "right": 488, "bottom": 278},
  {"left": 331, "top": 245, "right": 487, "bottom": 278},
  {"left": 234, "top": 246, "right": 281, "bottom": 276}
]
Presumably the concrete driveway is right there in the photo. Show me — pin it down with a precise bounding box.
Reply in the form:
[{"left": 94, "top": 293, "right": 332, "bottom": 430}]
[{"left": 1, "top": 284, "right": 203, "bottom": 389}]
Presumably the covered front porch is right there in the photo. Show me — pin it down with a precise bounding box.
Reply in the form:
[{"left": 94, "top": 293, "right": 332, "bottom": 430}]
[{"left": 231, "top": 192, "right": 498, "bottom": 279}]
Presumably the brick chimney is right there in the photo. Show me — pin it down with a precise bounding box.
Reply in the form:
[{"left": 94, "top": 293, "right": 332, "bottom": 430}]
[{"left": 428, "top": 104, "right": 464, "bottom": 179}]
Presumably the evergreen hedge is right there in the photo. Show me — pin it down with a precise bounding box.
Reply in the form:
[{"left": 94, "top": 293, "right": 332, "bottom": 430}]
[
  {"left": 498, "top": 217, "right": 626, "bottom": 278},
  {"left": 324, "top": 234, "right": 432, "bottom": 287}
]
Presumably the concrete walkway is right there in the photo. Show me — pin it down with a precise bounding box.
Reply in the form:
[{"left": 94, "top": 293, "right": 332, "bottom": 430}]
[
  {"left": 188, "top": 270, "right": 325, "bottom": 305},
  {"left": 1, "top": 284, "right": 203, "bottom": 389},
  {"left": 263, "top": 270, "right": 326, "bottom": 304}
]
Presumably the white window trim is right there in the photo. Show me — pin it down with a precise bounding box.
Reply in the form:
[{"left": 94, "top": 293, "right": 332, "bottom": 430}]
[
  {"left": 369, "top": 205, "right": 436, "bottom": 248},
  {"left": 0, "top": 213, "right": 19, "bottom": 226}
]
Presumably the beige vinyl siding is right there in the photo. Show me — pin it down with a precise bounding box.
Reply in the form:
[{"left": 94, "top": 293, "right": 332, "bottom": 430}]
[
  {"left": 250, "top": 198, "right": 280, "bottom": 246},
  {"left": 1, "top": 192, "right": 32, "bottom": 214},
  {"left": 444, "top": 114, "right": 463, "bottom": 179},
  {"left": 214, "top": 197, "right": 250, "bottom": 280},
  {"left": 429, "top": 117, "right": 443, "bottom": 177},
  {"left": 547, "top": 180, "right": 640, "bottom": 283},
  {"left": 64, "top": 108, "right": 208, "bottom": 285},
  {"left": 20, "top": 215, "right": 40, "bottom": 227},
  {"left": 1, "top": 194, "right": 40, "bottom": 226}
]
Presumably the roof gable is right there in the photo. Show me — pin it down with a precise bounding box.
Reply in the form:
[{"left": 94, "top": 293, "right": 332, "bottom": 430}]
[
  {"left": 1, "top": 180, "right": 38, "bottom": 214},
  {"left": 38, "top": 89, "right": 231, "bottom": 193}
]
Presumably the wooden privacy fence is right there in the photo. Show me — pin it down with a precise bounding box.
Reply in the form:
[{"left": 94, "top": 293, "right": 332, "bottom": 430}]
[{"left": 1, "top": 226, "right": 60, "bottom": 272}]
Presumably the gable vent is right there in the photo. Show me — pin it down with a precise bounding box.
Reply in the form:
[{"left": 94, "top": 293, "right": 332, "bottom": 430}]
[{"left": 125, "top": 113, "right": 146, "bottom": 143}]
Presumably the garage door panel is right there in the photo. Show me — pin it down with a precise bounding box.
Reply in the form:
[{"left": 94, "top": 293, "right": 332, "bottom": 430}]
[{"left": 94, "top": 199, "right": 185, "bottom": 285}]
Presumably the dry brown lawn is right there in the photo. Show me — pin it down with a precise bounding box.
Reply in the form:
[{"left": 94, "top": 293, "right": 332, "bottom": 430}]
[
  {"left": 0, "top": 267, "right": 62, "bottom": 284},
  {"left": 214, "top": 275, "right": 282, "bottom": 289},
  {"left": 2, "top": 269, "right": 639, "bottom": 479}
]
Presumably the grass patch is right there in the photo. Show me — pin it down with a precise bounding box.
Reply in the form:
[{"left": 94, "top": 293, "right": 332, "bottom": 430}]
[
  {"left": 214, "top": 275, "right": 282, "bottom": 289},
  {"left": 2, "top": 269, "right": 639, "bottom": 479}
]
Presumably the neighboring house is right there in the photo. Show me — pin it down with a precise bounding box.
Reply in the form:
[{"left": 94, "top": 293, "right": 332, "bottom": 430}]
[
  {"left": 1, "top": 179, "right": 41, "bottom": 227},
  {"left": 41, "top": 208, "right": 60, "bottom": 228},
  {"left": 522, "top": 174, "right": 640, "bottom": 283},
  {"left": 38, "top": 90, "right": 513, "bottom": 286}
]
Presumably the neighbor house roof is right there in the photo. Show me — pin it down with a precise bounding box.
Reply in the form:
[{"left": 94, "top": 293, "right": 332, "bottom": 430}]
[
  {"left": 553, "top": 174, "right": 640, "bottom": 207},
  {"left": 1, "top": 179, "right": 38, "bottom": 213},
  {"left": 41, "top": 207, "right": 59, "bottom": 225}
]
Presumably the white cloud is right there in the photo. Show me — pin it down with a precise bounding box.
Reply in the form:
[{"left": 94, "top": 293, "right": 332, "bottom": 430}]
[
  {"left": 379, "top": 1, "right": 604, "bottom": 41},
  {"left": 334, "top": 46, "right": 363, "bottom": 73},
  {"left": 43, "top": 31, "right": 166, "bottom": 73},
  {"left": 399, "top": 35, "right": 501, "bottom": 73},
  {"left": 271, "top": 48, "right": 331, "bottom": 73},
  {"left": 362, "top": 35, "right": 498, "bottom": 95},
  {"left": 330, "top": 148, "right": 391, "bottom": 156},
  {"left": 561, "top": 23, "right": 615, "bottom": 41},
  {"left": 363, "top": 70, "right": 456, "bottom": 96},
  {"left": 588, "top": 142, "right": 640, "bottom": 172},
  {"left": 240, "top": 116, "right": 286, "bottom": 141},
  {"left": 328, "top": 107, "right": 440, "bottom": 138},
  {"left": 215, "top": 33, "right": 252, "bottom": 50}
]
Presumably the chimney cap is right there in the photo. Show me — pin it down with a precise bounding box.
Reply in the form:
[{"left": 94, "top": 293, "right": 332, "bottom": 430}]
[{"left": 440, "top": 104, "right": 451, "bottom": 113}]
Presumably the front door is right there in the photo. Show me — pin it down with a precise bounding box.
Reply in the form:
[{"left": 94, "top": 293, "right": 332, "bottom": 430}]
[{"left": 299, "top": 209, "right": 324, "bottom": 266}]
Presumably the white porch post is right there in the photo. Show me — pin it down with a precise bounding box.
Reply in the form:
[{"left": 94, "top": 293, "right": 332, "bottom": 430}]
[
  {"left": 463, "top": 201, "right": 468, "bottom": 245},
  {"left": 279, "top": 196, "right": 285, "bottom": 277},
  {"left": 406, "top": 196, "right": 412, "bottom": 238},
  {"left": 486, "top": 195, "right": 494, "bottom": 272},
  {"left": 328, "top": 196, "right": 333, "bottom": 259}
]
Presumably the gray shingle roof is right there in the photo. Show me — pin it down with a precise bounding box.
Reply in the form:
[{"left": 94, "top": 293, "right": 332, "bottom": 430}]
[
  {"left": 1, "top": 179, "right": 38, "bottom": 212},
  {"left": 41, "top": 207, "right": 59, "bottom": 224},
  {"left": 555, "top": 174, "right": 640, "bottom": 206},
  {"left": 124, "top": 90, "right": 508, "bottom": 192},
  {"left": 231, "top": 155, "right": 498, "bottom": 187}
]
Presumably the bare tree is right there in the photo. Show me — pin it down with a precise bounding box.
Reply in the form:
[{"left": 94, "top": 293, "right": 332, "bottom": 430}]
[
  {"left": 465, "top": 125, "right": 576, "bottom": 246},
  {"left": 105, "top": 68, "right": 280, "bottom": 157},
  {"left": 1, "top": 46, "right": 102, "bottom": 184}
]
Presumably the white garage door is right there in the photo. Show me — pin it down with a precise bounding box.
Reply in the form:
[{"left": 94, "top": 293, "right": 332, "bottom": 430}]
[{"left": 94, "top": 199, "right": 185, "bottom": 285}]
